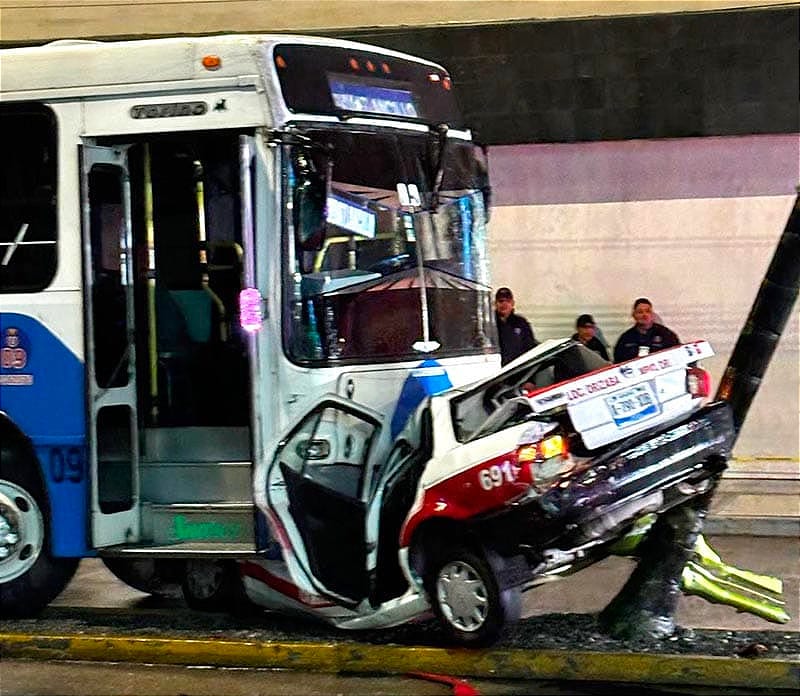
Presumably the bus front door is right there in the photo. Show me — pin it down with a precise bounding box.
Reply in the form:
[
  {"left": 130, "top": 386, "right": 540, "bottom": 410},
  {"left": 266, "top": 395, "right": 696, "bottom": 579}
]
[{"left": 82, "top": 143, "right": 141, "bottom": 547}]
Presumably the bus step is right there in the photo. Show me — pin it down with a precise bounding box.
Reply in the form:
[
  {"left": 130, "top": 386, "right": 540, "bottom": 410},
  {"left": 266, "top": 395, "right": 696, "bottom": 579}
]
[
  {"left": 99, "top": 541, "right": 259, "bottom": 558},
  {"left": 142, "top": 501, "right": 256, "bottom": 547},
  {"left": 140, "top": 460, "right": 252, "bottom": 503},
  {"left": 141, "top": 426, "right": 250, "bottom": 462}
]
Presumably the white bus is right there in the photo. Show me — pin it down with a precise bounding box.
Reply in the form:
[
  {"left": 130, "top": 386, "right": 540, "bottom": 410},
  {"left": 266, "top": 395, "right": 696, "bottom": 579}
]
[{"left": 0, "top": 35, "right": 498, "bottom": 614}]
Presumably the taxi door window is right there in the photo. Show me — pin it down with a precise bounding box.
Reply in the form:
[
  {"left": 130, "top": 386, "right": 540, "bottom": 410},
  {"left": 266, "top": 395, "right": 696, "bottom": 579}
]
[{"left": 283, "top": 405, "right": 376, "bottom": 499}]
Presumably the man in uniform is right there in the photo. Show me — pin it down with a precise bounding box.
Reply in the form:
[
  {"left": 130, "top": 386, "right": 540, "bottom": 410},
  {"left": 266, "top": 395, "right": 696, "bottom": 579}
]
[
  {"left": 494, "top": 287, "right": 538, "bottom": 366},
  {"left": 572, "top": 313, "right": 610, "bottom": 361},
  {"left": 613, "top": 297, "right": 679, "bottom": 362}
]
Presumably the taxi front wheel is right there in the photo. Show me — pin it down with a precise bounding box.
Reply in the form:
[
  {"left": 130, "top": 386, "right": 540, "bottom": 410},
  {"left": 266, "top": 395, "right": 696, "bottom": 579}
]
[{"left": 427, "top": 545, "right": 521, "bottom": 647}]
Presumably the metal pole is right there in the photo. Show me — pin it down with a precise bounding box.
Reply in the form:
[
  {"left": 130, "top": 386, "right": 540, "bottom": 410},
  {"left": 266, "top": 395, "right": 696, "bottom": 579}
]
[{"left": 143, "top": 143, "right": 159, "bottom": 422}]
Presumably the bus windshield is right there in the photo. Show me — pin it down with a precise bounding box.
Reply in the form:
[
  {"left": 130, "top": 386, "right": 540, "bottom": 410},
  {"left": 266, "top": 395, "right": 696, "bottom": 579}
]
[{"left": 282, "top": 127, "right": 496, "bottom": 365}]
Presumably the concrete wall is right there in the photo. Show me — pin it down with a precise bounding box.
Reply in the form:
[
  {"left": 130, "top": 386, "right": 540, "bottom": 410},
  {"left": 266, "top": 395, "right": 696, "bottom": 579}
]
[{"left": 487, "top": 135, "right": 798, "bottom": 459}]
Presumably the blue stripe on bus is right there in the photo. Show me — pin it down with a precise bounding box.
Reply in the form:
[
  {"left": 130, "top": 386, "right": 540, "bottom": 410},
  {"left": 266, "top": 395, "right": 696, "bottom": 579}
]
[
  {"left": 0, "top": 312, "right": 90, "bottom": 556},
  {"left": 390, "top": 359, "right": 452, "bottom": 438}
]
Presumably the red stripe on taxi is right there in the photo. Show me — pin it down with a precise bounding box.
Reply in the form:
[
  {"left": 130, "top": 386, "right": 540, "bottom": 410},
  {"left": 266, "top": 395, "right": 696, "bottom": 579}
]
[{"left": 400, "top": 449, "right": 527, "bottom": 546}]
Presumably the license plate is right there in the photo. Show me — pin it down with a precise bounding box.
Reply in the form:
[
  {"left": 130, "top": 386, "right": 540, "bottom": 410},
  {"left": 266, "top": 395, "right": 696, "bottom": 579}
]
[{"left": 605, "top": 383, "right": 660, "bottom": 427}]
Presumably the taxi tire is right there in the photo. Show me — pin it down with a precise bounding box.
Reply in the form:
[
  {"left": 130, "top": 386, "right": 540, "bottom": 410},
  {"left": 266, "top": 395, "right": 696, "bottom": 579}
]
[
  {"left": 427, "top": 545, "right": 521, "bottom": 647},
  {"left": 0, "top": 447, "right": 79, "bottom": 618}
]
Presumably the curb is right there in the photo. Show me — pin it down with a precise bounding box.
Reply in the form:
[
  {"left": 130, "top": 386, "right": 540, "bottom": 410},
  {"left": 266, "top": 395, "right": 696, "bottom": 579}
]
[
  {"left": 2, "top": 632, "right": 798, "bottom": 691},
  {"left": 705, "top": 515, "right": 800, "bottom": 538}
]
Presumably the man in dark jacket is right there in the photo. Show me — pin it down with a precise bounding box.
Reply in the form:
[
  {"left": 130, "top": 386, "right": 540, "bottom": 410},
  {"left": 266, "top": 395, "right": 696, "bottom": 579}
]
[
  {"left": 613, "top": 297, "right": 679, "bottom": 362},
  {"left": 572, "top": 313, "right": 610, "bottom": 361},
  {"left": 495, "top": 287, "right": 538, "bottom": 366}
]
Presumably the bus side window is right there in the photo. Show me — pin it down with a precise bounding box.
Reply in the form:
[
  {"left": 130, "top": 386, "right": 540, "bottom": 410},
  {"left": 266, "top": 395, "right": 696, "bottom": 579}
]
[
  {"left": 0, "top": 103, "right": 58, "bottom": 293},
  {"left": 88, "top": 165, "right": 129, "bottom": 389}
]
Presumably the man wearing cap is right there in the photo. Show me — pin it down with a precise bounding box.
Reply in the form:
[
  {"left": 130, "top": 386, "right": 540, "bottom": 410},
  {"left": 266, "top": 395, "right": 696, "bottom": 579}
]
[
  {"left": 494, "top": 287, "right": 538, "bottom": 366},
  {"left": 613, "top": 297, "right": 680, "bottom": 362},
  {"left": 572, "top": 314, "right": 610, "bottom": 361}
]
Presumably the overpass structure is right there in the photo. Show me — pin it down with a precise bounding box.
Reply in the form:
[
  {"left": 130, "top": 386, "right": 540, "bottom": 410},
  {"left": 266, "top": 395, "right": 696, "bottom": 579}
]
[{"left": 1, "top": 1, "right": 795, "bottom": 46}]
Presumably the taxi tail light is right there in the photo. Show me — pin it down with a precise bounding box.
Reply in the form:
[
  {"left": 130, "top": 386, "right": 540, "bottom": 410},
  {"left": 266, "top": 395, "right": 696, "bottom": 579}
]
[
  {"left": 687, "top": 367, "right": 711, "bottom": 398},
  {"left": 516, "top": 434, "right": 568, "bottom": 486}
]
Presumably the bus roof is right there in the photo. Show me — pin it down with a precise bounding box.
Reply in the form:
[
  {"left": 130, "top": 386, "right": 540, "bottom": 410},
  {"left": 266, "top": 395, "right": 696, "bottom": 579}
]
[{"left": 0, "top": 34, "right": 446, "bottom": 98}]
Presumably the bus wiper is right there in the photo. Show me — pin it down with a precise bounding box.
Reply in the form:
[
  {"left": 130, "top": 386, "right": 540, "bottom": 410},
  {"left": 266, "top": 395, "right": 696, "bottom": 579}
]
[
  {"left": 330, "top": 109, "right": 431, "bottom": 127},
  {"left": 267, "top": 130, "right": 333, "bottom": 157},
  {"left": 409, "top": 123, "right": 449, "bottom": 353},
  {"left": 429, "top": 123, "right": 449, "bottom": 211},
  {"left": 267, "top": 130, "right": 311, "bottom": 146},
  {"left": 1, "top": 222, "right": 29, "bottom": 267}
]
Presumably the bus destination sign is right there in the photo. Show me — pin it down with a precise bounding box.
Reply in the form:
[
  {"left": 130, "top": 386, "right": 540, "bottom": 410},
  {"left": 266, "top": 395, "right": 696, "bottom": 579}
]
[{"left": 327, "top": 74, "right": 419, "bottom": 118}]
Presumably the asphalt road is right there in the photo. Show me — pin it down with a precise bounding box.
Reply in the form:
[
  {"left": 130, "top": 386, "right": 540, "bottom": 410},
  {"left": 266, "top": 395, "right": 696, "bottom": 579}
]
[
  {"left": 3, "top": 658, "right": 792, "bottom": 696},
  {"left": 51, "top": 534, "right": 800, "bottom": 633},
  {"left": 2, "top": 535, "right": 797, "bottom": 694}
]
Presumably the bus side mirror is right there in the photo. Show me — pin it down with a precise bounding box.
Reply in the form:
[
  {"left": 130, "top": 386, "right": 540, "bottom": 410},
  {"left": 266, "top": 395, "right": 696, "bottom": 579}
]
[{"left": 292, "top": 150, "right": 328, "bottom": 252}]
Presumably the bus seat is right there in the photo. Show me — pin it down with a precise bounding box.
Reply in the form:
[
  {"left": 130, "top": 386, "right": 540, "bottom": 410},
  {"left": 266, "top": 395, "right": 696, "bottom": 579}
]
[
  {"left": 169, "top": 289, "right": 215, "bottom": 343},
  {"left": 155, "top": 287, "right": 191, "bottom": 355},
  {"left": 207, "top": 241, "right": 243, "bottom": 320},
  {"left": 314, "top": 236, "right": 351, "bottom": 272},
  {"left": 314, "top": 236, "right": 400, "bottom": 273},
  {"left": 154, "top": 288, "right": 192, "bottom": 422},
  {"left": 534, "top": 365, "right": 555, "bottom": 389},
  {"left": 155, "top": 287, "right": 225, "bottom": 423}
]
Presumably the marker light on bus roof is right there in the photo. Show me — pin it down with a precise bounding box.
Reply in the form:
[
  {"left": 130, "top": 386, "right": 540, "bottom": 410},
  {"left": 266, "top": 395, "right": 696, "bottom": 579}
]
[
  {"left": 239, "top": 287, "right": 263, "bottom": 333},
  {"left": 428, "top": 73, "right": 452, "bottom": 89},
  {"left": 201, "top": 55, "right": 221, "bottom": 71}
]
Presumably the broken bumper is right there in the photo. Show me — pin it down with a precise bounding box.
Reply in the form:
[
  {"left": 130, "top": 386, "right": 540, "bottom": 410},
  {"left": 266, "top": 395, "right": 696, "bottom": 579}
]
[{"left": 681, "top": 534, "right": 790, "bottom": 624}]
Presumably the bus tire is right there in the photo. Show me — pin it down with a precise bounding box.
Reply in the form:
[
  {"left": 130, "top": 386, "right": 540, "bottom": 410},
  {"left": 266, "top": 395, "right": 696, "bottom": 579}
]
[
  {"left": 101, "top": 557, "right": 183, "bottom": 598},
  {"left": 182, "top": 559, "right": 246, "bottom": 612},
  {"left": 0, "top": 448, "right": 79, "bottom": 618}
]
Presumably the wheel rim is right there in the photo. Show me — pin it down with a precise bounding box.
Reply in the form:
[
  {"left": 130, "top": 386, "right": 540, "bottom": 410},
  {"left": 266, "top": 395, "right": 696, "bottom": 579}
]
[
  {"left": 0, "top": 480, "right": 44, "bottom": 583},
  {"left": 436, "top": 560, "right": 489, "bottom": 632}
]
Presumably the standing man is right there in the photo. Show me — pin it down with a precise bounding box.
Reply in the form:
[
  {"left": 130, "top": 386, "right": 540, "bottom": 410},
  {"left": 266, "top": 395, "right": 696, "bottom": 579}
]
[
  {"left": 613, "top": 297, "right": 680, "bottom": 362},
  {"left": 572, "top": 314, "right": 610, "bottom": 361},
  {"left": 495, "top": 287, "right": 538, "bottom": 366}
]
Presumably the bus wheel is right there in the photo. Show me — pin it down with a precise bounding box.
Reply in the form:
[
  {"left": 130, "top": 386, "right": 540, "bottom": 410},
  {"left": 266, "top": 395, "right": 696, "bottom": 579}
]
[
  {"left": 0, "top": 474, "right": 79, "bottom": 618},
  {"left": 101, "top": 557, "right": 183, "bottom": 598},
  {"left": 427, "top": 545, "right": 520, "bottom": 647},
  {"left": 181, "top": 559, "right": 238, "bottom": 611}
]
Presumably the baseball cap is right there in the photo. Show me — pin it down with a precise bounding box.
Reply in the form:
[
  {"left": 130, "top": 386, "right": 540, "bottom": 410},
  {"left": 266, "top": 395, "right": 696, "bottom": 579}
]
[
  {"left": 495, "top": 287, "right": 513, "bottom": 301},
  {"left": 576, "top": 314, "right": 595, "bottom": 327}
]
